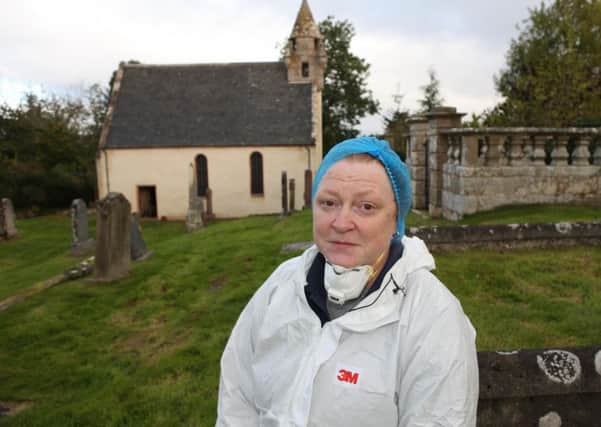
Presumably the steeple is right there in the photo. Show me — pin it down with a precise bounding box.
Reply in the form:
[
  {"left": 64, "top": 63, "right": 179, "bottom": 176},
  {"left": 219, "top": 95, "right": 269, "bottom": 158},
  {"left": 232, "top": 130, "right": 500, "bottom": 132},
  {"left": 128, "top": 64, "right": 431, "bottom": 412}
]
[
  {"left": 284, "top": 0, "right": 327, "bottom": 90},
  {"left": 290, "top": 0, "right": 321, "bottom": 39}
]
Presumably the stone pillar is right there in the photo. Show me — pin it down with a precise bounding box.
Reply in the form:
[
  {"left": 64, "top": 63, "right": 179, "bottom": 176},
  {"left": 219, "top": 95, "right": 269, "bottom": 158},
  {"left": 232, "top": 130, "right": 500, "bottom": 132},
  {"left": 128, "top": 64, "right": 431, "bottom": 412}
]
[
  {"left": 407, "top": 115, "right": 428, "bottom": 210},
  {"left": 572, "top": 136, "right": 592, "bottom": 166},
  {"left": 424, "top": 107, "right": 465, "bottom": 217},
  {"left": 281, "top": 171, "right": 288, "bottom": 217},
  {"left": 593, "top": 141, "right": 601, "bottom": 166},
  {"left": 532, "top": 135, "right": 548, "bottom": 165},
  {"left": 70, "top": 199, "right": 94, "bottom": 256},
  {"left": 0, "top": 198, "right": 18, "bottom": 240},
  {"left": 304, "top": 169, "right": 312, "bottom": 209},
  {"left": 509, "top": 134, "right": 528, "bottom": 166},
  {"left": 186, "top": 162, "right": 204, "bottom": 232},
  {"left": 205, "top": 188, "right": 215, "bottom": 222},
  {"left": 551, "top": 135, "right": 570, "bottom": 165},
  {"left": 94, "top": 192, "right": 131, "bottom": 282},
  {"left": 130, "top": 213, "right": 151, "bottom": 261},
  {"left": 461, "top": 135, "right": 480, "bottom": 166},
  {"left": 485, "top": 135, "right": 506, "bottom": 166},
  {"left": 289, "top": 178, "right": 295, "bottom": 212}
]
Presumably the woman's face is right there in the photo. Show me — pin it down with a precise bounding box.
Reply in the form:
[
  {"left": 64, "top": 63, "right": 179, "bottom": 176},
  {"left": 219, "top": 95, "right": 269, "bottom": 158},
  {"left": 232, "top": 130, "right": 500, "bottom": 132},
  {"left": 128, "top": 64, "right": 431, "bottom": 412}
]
[{"left": 313, "top": 157, "right": 397, "bottom": 268}]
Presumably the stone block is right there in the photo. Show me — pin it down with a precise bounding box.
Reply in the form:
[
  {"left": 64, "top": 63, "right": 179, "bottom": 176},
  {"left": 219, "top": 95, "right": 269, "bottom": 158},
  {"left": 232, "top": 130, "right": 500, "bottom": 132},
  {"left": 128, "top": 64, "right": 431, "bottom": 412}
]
[
  {"left": 410, "top": 166, "right": 427, "bottom": 180},
  {"left": 130, "top": 213, "right": 152, "bottom": 261},
  {"left": 70, "top": 199, "right": 95, "bottom": 256},
  {"left": 0, "top": 198, "right": 18, "bottom": 240},
  {"left": 94, "top": 192, "right": 131, "bottom": 282}
]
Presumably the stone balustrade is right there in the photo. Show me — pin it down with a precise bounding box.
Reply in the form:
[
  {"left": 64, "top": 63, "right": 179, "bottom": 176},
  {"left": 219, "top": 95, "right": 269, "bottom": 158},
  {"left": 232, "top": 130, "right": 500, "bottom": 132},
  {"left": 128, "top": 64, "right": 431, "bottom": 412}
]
[
  {"left": 442, "top": 127, "right": 601, "bottom": 168},
  {"left": 406, "top": 108, "right": 601, "bottom": 221},
  {"left": 438, "top": 127, "right": 601, "bottom": 220}
]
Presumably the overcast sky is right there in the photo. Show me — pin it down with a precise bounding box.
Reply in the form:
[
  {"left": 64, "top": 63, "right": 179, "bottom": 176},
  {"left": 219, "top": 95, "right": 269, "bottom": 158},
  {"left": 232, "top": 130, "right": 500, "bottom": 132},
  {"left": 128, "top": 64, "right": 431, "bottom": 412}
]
[{"left": 0, "top": 0, "right": 543, "bottom": 134}]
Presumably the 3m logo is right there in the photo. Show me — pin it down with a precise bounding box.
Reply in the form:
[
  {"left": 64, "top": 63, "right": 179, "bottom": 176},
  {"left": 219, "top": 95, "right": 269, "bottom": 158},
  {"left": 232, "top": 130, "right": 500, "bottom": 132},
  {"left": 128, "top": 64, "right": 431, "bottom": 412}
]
[{"left": 337, "top": 369, "right": 359, "bottom": 384}]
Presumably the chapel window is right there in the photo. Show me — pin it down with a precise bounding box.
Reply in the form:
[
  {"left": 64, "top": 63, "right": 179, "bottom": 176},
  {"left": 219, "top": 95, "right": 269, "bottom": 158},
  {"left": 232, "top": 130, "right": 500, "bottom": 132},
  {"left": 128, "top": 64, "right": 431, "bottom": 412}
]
[
  {"left": 195, "top": 154, "right": 208, "bottom": 197},
  {"left": 302, "top": 62, "right": 310, "bottom": 77},
  {"left": 250, "top": 152, "right": 264, "bottom": 195}
]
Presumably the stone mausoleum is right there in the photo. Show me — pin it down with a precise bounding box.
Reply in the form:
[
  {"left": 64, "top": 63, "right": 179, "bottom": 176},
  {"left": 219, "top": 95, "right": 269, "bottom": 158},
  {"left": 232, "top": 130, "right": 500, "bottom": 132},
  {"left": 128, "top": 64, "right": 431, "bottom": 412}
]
[{"left": 96, "top": 0, "right": 326, "bottom": 219}]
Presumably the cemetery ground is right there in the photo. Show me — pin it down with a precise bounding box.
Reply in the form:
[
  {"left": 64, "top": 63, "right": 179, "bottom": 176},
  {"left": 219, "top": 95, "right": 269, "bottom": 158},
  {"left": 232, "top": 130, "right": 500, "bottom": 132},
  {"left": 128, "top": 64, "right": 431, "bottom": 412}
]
[{"left": 1, "top": 205, "right": 600, "bottom": 426}]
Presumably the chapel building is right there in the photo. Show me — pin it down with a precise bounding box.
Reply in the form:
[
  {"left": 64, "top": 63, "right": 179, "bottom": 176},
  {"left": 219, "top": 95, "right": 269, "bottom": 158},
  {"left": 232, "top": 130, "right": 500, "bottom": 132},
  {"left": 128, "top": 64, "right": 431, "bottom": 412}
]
[{"left": 96, "top": 0, "right": 326, "bottom": 219}]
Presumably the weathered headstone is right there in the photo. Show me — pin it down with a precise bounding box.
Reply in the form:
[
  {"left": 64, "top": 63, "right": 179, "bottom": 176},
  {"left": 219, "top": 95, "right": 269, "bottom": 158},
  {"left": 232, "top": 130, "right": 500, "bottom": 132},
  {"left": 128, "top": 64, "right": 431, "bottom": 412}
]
[
  {"left": 281, "top": 171, "right": 288, "bottom": 217},
  {"left": 289, "top": 178, "right": 295, "bottom": 212},
  {"left": 304, "top": 169, "right": 312, "bottom": 209},
  {"left": 186, "top": 163, "right": 205, "bottom": 232},
  {"left": 0, "top": 198, "right": 18, "bottom": 240},
  {"left": 94, "top": 192, "right": 131, "bottom": 282},
  {"left": 130, "top": 213, "right": 152, "bottom": 261},
  {"left": 204, "top": 187, "right": 215, "bottom": 222},
  {"left": 70, "top": 199, "right": 95, "bottom": 256}
]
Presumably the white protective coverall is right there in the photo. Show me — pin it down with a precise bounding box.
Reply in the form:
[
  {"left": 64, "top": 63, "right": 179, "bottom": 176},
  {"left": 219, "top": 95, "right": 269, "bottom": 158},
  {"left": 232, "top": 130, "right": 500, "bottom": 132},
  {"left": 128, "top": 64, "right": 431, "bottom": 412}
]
[{"left": 216, "top": 236, "right": 479, "bottom": 426}]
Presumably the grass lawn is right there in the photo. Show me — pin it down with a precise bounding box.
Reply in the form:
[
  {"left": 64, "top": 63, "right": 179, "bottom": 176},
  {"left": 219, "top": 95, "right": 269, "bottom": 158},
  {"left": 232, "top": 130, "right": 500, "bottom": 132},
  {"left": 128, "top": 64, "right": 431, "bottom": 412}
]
[{"left": 0, "top": 205, "right": 600, "bottom": 426}]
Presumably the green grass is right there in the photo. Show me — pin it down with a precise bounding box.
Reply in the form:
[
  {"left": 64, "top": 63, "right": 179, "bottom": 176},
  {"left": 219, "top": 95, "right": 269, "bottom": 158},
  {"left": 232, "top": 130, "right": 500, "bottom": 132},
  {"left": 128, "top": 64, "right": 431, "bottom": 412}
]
[
  {"left": 0, "top": 205, "right": 600, "bottom": 426},
  {"left": 406, "top": 203, "right": 601, "bottom": 227}
]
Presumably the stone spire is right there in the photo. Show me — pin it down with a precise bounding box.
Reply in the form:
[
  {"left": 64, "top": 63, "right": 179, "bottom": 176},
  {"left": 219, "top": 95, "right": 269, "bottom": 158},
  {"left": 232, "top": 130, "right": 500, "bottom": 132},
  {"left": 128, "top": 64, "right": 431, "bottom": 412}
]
[
  {"left": 290, "top": 0, "right": 321, "bottom": 38},
  {"left": 284, "top": 0, "right": 327, "bottom": 90}
]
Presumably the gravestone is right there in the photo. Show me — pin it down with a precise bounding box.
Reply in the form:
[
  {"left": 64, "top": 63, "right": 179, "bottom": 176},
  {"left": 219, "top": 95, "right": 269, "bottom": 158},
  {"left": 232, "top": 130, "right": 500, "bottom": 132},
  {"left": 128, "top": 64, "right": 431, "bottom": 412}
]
[
  {"left": 289, "top": 178, "right": 296, "bottom": 212},
  {"left": 130, "top": 213, "right": 152, "bottom": 261},
  {"left": 94, "top": 192, "right": 131, "bottom": 282},
  {"left": 204, "top": 187, "right": 215, "bottom": 222},
  {"left": 304, "top": 169, "right": 312, "bottom": 209},
  {"left": 281, "top": 171, "right": 288, "bottom": 217},
  {"left": 70, "top": 199, "right": 95, "bottom": 256},
  {"left": 0, "top": 198, "right": 18, "bottom": 240},
  {"left": 186, "top": 162, "right": 204, "bottom": 232}
]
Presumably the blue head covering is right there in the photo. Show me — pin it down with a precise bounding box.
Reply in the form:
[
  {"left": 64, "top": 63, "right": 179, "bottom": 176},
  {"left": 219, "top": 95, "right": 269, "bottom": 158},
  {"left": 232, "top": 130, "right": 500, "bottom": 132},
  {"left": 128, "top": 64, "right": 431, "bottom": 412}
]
[{"left": 312, "top": 136, "right": 412, "bottom": 236}]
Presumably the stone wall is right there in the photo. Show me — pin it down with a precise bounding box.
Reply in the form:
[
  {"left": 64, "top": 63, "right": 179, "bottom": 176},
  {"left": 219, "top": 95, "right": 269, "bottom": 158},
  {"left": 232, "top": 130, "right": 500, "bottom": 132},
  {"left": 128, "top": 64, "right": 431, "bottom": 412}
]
[
  {"left": 408, "top": 221, "right": 601, "bottom": 251},
  {"left": 443, "top": 163, "right": 601, "bottom": 220},
  {"left": 477, "top": 345, "right": 601, "bottom": 426},
  {"left": 408, "top": 111, "right": 601, "bottom": 220},
  {"left": 442, "top": 128, "right": 601, "bottom": 220}
]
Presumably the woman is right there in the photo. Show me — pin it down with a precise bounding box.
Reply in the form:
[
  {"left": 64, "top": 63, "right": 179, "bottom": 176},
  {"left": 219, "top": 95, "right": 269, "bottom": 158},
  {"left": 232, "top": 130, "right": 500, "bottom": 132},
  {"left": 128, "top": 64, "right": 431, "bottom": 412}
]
[{"left": 217, "top": 137, "right": 478, "bottom": 426}]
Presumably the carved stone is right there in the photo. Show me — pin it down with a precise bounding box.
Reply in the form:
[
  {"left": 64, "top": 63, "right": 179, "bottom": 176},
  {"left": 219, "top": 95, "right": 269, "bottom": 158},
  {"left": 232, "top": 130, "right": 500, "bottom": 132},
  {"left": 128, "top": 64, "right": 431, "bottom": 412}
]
[
  {"left": 186, "top": 162, "right": 204, "bottom": 232},
  {"left": 532, "top": 135, "right": 548, "bottom": 165},
  {"left": 281, "top": 171, "right": 288, "bottom": 217},
  {"left": 509, "top": 135, "right": 528, "bottom": 166},
  {"left": 70, "top": 199, "right": 95, "bottom": 256},
  {"left": 0, "top": 198, "right": 18, "bottom": 240},
  {"left": 94, "top": 192, "right": 131, "bottom": 282},
  {"left": 551, "top": 136, "right": 570, "bottom": 165},
  {"left": 572, "top": 136, "right": 591, "bottom": 166},
  {"left": 289, "top": 178, "right": 295, "bottom": 212},
  {"left": 130, "top": 213, "right": 152, "bottom": 261}
]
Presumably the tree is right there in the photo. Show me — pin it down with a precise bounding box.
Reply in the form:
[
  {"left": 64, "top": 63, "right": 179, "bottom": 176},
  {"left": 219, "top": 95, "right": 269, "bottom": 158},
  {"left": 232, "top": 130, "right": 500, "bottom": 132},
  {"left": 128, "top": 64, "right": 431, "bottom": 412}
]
[
  {"left": 319, "top": 17, "right": 379, "bottom": 153},
  {"left": 418, "top": 68, "right": 444, "bottom": 113},
  {"left": 381, "top": 108, "right": 410, "bottom": 159},
  {"left": 0, "top": 91, "right": 101, "bottom": 210},
  {"left": 493, "top": 0, "right": 601, "bottom": 126}
]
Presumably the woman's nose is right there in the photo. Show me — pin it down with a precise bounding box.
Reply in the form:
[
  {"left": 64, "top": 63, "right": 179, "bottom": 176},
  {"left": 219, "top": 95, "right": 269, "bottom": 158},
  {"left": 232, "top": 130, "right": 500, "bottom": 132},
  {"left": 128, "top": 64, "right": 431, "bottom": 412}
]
[{"left": 331, "top": 206, "right": 354, "bottom": 232}]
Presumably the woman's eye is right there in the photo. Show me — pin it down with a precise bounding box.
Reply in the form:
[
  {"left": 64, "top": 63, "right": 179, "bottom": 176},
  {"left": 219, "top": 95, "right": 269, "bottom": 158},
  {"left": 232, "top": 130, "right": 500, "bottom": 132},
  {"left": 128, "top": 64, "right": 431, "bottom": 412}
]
[
  {"left": 359, "top": 202, "right": 376, "bottom": 211},
  {"left": 319, "top": 199, "right": 337, "bottom": 208}
]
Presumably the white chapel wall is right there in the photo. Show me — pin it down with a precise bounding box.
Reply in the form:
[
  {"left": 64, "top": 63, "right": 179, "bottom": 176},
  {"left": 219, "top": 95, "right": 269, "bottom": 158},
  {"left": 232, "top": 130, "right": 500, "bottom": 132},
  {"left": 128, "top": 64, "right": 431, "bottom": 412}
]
[{"left": 97, "top": 145, "right": 320, "bottom": 219}]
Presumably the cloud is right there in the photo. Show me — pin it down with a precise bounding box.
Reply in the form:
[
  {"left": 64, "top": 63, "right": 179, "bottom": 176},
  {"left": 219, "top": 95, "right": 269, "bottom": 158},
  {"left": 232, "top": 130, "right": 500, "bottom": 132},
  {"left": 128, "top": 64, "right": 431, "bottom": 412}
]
[
  {"left": 0, "top": 0, "right": 544, "bottom": 133},
  {"left": 353, "top": 29, "right": 507, "bottom": 134}
]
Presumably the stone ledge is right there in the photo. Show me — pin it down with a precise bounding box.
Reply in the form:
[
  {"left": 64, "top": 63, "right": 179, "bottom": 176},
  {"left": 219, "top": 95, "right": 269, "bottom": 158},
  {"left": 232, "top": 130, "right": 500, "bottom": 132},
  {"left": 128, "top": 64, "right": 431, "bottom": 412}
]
[
  {"left": 282, "top": 222, "right": 601, "bottom": 253},
  {"left": 408, "top": 222, "right": 601, "bottom": 250},
  {"left": 477, "top": 345, "right": 601, "bottom": 426}
]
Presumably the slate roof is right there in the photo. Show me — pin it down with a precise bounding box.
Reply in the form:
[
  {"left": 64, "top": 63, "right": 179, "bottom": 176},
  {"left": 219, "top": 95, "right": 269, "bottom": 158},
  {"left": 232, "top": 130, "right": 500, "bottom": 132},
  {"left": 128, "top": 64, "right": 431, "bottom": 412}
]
[{"left": 105, "top": 62, "right": 314, "bottom": 148}]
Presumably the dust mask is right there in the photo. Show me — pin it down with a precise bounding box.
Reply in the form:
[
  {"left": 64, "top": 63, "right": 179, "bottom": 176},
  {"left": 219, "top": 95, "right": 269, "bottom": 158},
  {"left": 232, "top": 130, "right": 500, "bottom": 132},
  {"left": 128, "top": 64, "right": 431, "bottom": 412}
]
[
  {"left": 324, "top": 262, "right": 374, "bottom": 305},
  {"left": 323, "top": 251, "right": 386, "bottom": 305}
]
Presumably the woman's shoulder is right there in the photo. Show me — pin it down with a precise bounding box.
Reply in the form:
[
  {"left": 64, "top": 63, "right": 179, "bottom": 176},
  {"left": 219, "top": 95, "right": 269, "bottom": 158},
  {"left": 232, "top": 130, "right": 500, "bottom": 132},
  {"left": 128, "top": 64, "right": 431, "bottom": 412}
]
[
  {"left": 404, "top": 268, "right": 465, "bottom": 320},
  {"left": 254, "top": 245, "right": 319, "bottom": 299}
]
